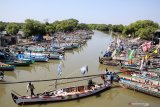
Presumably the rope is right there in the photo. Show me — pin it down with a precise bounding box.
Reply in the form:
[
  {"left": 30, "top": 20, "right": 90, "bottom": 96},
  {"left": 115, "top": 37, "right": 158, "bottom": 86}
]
[
  {"left": 52, "top": 76, "right": 98, "bottom": 86},
  {"left": 0, "top": 74, "right": 105, "bottom": 84}
]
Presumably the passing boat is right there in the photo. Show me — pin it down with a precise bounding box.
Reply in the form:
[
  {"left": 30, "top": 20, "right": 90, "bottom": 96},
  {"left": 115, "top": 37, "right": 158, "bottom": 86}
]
[
  {"left": 0, "top": 62, "right": 15, "bottom": 71},
  {"left": 11, "top": 83, "right": 111, "bottom": 105}
]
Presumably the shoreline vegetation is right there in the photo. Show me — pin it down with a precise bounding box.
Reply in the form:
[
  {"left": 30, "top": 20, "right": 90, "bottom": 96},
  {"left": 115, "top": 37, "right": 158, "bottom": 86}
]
[{"left": 0, "top": 18, "right": 160, "bottom": 47}]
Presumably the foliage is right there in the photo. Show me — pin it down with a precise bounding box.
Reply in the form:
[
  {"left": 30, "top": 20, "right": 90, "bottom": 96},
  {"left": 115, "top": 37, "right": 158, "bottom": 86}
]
[
  {"left": 6, "top": 23, "right": 19, "bottom": 35},
  {"left": 123, "top": 20, "right": 159, "bottom": 39},
  {"left": 0, "top": 21, "right": 6, "bottom": 32},
  {"left": 135, "top": 26, "right": 156, "bottom": 39},
  {"left": 54, "top": 19, "right": 79, "bottom": 32},
  {"left": 88, "top": 24, "right": 110, "bottom": 32},
  {"left": 76, "top": 23, "right": 89, "bottom": 30},
  {"left": 111, "top": 24, "right": 124, "bottom": 33},
  {"left": 45, "top": 24, "right": 56, "bottom": 35},
  {"left": 22, "top": 19, "right": 46, "bottom": 37}
]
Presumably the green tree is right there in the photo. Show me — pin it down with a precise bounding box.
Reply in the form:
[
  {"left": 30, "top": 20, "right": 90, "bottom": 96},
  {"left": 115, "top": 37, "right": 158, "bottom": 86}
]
[
  {"left": 0, "top": 21, "right": 6, "bottom": 32},
  {"left": 23, "top": 19, "right": 46, "bottom": 37},
  {"left": 76, "top": 23, "right": 89, "bottom": 30},
  {"left": 6, "top": 23, "right": 19, "bottom": 35},
  {"left": 135, "top": 27, "right": 156, "bottom": 39},
  {"left": 45, "top": 24, "right": 56, "bottom": 35},
  {"left": 111, "top": 24, "right": 124, "bottom": 33},
  {"left": 123, "top": 20, "right": 159, "bottom": 39}
]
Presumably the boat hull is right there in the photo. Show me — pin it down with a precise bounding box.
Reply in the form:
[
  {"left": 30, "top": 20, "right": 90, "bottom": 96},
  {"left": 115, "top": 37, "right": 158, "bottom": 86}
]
[
  {"left": 119, "top": 80, "right": 160, "bottom": 98},
  {"left": 11, "top": 84, "right": 111, "bottom": 105},
  {"left": 0, "top": 65, "right": 15, "bottom": 71}
]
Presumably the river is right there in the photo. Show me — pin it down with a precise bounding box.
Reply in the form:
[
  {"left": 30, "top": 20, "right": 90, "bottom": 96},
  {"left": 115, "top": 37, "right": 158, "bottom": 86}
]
[{"left": 0, "top": 30, "right": 159, "bottom": 107}]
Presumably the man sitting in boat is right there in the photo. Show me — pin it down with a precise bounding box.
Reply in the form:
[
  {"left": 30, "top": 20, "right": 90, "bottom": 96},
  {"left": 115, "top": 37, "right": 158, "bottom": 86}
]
[
  {"left": 88, "top": 79, "right": 95, "bottom": 90},
  {"left": 27, "top": 82, "right": 35, "bottom": 97}
]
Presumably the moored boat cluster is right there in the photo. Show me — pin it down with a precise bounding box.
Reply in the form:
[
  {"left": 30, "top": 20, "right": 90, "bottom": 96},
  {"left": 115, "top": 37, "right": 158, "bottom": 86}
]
[
  {"left": 99, "top": 37, "right": 160, "bottom": 98},
  {"left": 0, "top": 30, "right": 93, "bottom": 71}
]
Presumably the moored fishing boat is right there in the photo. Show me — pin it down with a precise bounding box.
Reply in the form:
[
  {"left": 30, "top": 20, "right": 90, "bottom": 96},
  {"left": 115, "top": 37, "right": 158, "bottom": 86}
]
[
  {"left": 99, "top": 58, "right": 118, "bottom": 66},
  {"left": 0, "top": 62, "right": 15, "bottom": 71},
  {"left": 6, "top": 60, "right": 31, "bottom": 66},
  {"left": 49, "top": 53, "right": 63, "bottom": 60},
  {"left": 119, "top": 79, "right": 160, "bottom": 98},
  {"left": 33, "top": 56, "right": 49, "bottom": 62},
  {"left": 11, "top": 82, "right": 111, "bottom": 105}
]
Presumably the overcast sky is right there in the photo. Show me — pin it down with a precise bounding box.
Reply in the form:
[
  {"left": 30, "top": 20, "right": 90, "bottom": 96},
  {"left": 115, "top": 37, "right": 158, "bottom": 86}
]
[{"left": 0, "top": 0, "right": 159, "bottom": 25}]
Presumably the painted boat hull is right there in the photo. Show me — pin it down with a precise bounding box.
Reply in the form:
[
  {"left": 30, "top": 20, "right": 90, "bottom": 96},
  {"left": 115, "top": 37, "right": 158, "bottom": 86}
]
[
  {"left": 119, "top": 80, "right": 160, "bottom": 98},
  {"left": 6, "top": 61, "right": 30, "bottom": 66},
  {"left": 0, "top": 65, "right": 15, "bottom": 71},
  {"left": 11, "top": 83, "right": 111, "bottom": 105}
]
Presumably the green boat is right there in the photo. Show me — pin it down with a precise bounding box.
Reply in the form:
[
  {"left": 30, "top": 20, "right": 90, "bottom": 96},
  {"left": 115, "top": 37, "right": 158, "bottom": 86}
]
[
  {"left": 0, "top": 62, "right": 15, "bottom": 71},
  {"left": 6, "top": 60, "right": 31, "bottom": 66}
]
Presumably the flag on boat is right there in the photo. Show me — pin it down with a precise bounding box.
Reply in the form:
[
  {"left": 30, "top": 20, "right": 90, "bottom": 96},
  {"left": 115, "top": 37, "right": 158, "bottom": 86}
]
[
  {"left": 129, "top": 50, "right": 134, "bottom": 60},
  {"left": 80, "top": 65, "right": 88, "bottom": 75},
  {"left": 153, "top": 49, "right": 158, "bottom": 54},
  {"left": 57, "top": 63, "right": 62, "bottom": 76}
]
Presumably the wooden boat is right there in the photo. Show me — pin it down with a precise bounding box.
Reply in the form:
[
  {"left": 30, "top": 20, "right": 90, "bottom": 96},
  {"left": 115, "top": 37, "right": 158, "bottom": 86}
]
[
  {"left": 99, "top": 58, "right": 118, "bottom": 66},
  {"left": 24, "top": 52, "right": 49, "bottom": 62},
  {"left": 0, "top": 62, "right": 15, "bottom": 71},
  {"left": 49, "top": 53, "right": 63, "bottom": 60},
  {"left": 119, "top": 79, "right": 160, "bottom": 98},
  {"left": 11, "top": 83, "right": 111, "bottom": 105},
  {"left": 18, "top": 58, "right": 35, "bottom": 64},
  {"left": 6, "top": 60, "right": 31, "bottom": 66},
  {"left": 33, "top": 56, "right": 49, "bottom": 62}
]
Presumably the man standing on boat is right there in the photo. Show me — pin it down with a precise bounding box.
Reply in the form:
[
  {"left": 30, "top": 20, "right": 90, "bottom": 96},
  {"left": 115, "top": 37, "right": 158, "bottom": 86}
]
[{"left": 27, "top": 82, "right": 35, "bottom": 97}]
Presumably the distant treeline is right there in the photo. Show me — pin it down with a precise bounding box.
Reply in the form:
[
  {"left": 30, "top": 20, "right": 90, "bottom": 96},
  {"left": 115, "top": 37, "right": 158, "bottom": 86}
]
[
  {"left": 88, "top": 20, "right": 160, "bottom": 39},
  {"left": 0, "top": 19, "right": 159, "bottom": 39}
]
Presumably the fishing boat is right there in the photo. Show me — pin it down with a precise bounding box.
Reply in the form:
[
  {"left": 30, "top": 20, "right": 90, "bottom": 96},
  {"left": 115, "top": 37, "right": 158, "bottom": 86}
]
[
  {"left": 16, "top": 53, "right": 35, "bottom": 64},
  {"left": 48, "top": 53, "right": 63, "bottom": 60},
  {"left": 33, "top": 56, "right": 49, "bottom": 62},
  {"left": 6, "top": 60, "right": 31, "bottom": 66},
  {"left": 0, "top": 62, "right": 15, "bottom": 71},
  {"left": 99, "top": 58, "right": 118, "bottom": 66},
  {"left": 119, "top": 79, "right": 160, "bottom": 98},
  {"left": 11, "top": 82, "right": 111, "bottom": 105}
]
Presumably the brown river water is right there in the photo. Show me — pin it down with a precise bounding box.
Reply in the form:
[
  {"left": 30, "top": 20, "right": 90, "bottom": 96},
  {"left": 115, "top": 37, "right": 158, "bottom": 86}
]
[{"left": 0, "top": 30, "right": 159, "bottom": 107}]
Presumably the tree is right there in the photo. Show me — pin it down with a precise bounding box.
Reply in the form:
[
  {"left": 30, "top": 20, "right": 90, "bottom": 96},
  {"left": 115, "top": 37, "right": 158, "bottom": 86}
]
[
  {"left": 123, "top": 20, "right": 159, "bottom": 39},
  {"left": 135, "top": 27, "right": 156, "bottom": 39},
  {"left": 54, "top": 19, "right": 79, "bottom": 32},
  {"left": 76, "top": 23, "right": 89, "bottom": 30},
  {"left": 0, "top": 21, "right": 6, "bottom": 32},
  {"left": 111, "top": 24, "right": 124, "bottom": 33},
  {"left": 6, "top": 23, "right": 19, "bottom": 35},
  {"left": 45, "top": 24, "right": 56, "bottom": 35},
  {"left": 23, "top": 19, "right": 46, "bottom": 37}
]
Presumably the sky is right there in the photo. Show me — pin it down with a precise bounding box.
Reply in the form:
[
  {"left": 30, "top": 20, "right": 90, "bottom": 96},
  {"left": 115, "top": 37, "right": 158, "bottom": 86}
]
[{"left": 0, "top": 0, "right": 160, "bottom": 25}]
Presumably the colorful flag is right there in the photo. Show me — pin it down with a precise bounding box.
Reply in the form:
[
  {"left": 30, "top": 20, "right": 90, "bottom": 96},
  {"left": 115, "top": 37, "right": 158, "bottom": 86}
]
[
  {"left": 153, "top": 49, "right": 158, "bottom": 54},
  {"left": 129, "top": 50, "right": 134, "bottom": 60},
  {"left": 57, "top": 63, "right": 62, "bottom": 76}
]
